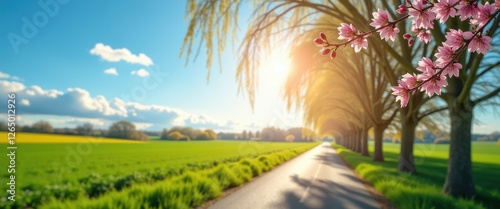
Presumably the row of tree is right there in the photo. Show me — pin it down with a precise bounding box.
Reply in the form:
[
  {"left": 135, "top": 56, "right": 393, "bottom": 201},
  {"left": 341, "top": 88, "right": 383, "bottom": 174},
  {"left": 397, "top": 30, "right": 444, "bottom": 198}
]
[{"left": 182, "top": 0, "right": 500, "bottom": 198}]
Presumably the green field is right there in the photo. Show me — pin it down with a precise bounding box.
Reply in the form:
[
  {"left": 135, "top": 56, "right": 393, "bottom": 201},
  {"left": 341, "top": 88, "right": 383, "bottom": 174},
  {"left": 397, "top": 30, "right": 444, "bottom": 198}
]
[
  {"left": 333, "top": 141, "right": 500, "bottom": 209},
  {"left": 0, "top": 133, "right": 318, "bottom": 208}
]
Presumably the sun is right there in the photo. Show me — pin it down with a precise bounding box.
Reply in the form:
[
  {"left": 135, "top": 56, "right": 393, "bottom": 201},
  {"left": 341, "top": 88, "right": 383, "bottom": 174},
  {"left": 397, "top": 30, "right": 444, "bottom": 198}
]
[{"left": 262, "top": 50, "right": 292, "bottom": 82}]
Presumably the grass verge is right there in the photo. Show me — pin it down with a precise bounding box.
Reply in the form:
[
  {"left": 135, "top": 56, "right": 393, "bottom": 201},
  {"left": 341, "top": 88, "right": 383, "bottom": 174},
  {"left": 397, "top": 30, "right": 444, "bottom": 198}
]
[{"left": 332, "top": 143, "right": 500, "bottom": 209}]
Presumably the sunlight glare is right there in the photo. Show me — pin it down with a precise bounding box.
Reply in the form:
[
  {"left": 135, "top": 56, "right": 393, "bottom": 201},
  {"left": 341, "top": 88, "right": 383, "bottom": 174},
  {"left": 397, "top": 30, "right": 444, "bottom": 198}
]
[{"left": 261, "top": 49, "right": 292, "bottom": 85}]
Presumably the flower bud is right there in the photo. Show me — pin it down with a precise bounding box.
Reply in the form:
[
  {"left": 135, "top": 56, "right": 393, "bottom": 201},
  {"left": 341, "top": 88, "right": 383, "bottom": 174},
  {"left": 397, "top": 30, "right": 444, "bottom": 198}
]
[
  {"left": 330, "top": 51, "right": 337, "bottom": 59},
  {"left": 319, "top": 32, "right": 327, "bottom": 41},
  {"left": 320, "top": 47, "right": 331, "bottom": 55},
  {"left": 408, "top": 39, "right": 414, "bottom": 46},
  {"left": 403, "top": 33, "right": 411, "bottom": 39},
  {"left": 396, "top": 5, "right": 408, "bottom": 14},
  {"left": 313, "top": 38, "right": 324, "bottom": 45}
]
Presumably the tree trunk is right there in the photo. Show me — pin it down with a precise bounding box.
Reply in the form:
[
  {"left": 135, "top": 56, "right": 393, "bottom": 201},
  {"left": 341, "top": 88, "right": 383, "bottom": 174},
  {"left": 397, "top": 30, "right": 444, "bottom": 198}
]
[
  {"left": 348, "top": 134, "right": 353, "bottom": 150},
  {"left": 398, "top": 107, "right": 417, "bottom": 174},
  {"left": 355, "top": 130, "right": 362, "bottom": 153},
  {"left": 361, "top": 129, "right": 369, "bottom": 156},
  {"left": 372, "top": 125, "right": 384, "bottom": 162},
  {"left": 442, "top": 101, "right": 475, "bottom": 197},
  {"left": 352, "top": 133, "right": 357, "bottom": 152}
]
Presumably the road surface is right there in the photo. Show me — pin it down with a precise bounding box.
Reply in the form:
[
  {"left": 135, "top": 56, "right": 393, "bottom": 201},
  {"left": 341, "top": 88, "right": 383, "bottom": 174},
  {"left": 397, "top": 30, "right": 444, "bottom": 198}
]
[{"left": 207, "top": 142, "right": 380, "bottom": 209}]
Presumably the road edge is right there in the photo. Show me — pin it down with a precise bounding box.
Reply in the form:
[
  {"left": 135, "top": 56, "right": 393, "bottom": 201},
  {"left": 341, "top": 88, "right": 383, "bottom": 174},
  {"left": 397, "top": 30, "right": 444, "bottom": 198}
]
[{"left": 331, "top": 146, "right": 398, "bottom": 209}]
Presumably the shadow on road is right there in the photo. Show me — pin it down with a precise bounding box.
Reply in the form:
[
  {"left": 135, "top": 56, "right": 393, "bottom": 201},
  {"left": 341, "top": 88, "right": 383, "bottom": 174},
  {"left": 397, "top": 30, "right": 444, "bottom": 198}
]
[
  {"left": 312, "top": 153, "right": 347, "bottom": 170},
  {"left": 278, "top": 175, "right": 378, "bottom": 209}
]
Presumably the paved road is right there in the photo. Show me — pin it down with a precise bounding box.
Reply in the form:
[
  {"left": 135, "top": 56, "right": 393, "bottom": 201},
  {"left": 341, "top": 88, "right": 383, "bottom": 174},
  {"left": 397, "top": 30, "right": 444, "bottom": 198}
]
[{"left": 207, "top": 142, "right": 380, "bottom": 209}]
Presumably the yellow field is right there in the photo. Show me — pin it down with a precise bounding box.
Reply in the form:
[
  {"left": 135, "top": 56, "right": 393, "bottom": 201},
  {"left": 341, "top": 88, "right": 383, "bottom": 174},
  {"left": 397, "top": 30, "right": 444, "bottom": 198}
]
[{"left": 1, "top": 132, "right": 143, "bottom": 144}]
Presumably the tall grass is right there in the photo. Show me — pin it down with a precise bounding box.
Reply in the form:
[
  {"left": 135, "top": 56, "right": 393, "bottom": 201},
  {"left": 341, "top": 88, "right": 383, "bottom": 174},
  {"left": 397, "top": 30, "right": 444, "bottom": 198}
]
[{"left": 332, "top": 142, "right": 500, "bottom": 209}]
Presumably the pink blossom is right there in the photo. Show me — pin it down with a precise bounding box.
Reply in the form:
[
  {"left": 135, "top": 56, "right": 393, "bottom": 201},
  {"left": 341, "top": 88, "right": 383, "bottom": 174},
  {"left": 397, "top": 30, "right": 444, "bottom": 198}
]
[
  {"left": 435, "top": 43, "right": 455, "bottom": 66},
  {"left": 431, "top": 0, "right": 459, "bottom": 23},
  {"left": 401, "top": 73, "right": 419, "bottom": 89},
  {"left": 470, "top": 2, "right": 496, "bottom": 26},
  {"left": 351, "top": 36, "right": 368, "bottom": 52},
  {"left": 380, "top": 26, "right": 400, "bottom": 41},
  {"left": 418, "top": 67, "right": 448, "bottom": 97},
  {"left": 456, "top": 0, "right": 479, "bottom": 20},
  {"left": 417, "top": 30, "right": 431, "bottom": 44},
  {"left": 409, "top": 0, "right": 436, "bottom": 29},
  {"left": 496, "top": 0, "right": 500, "bottom": 9},
  {"left": 442, "top": 62, "right": 462, "bottom": 78},
  {"left": 444, "top": 29, "right": 473, "bottom": 49},
  {"left": 370, "top": 9, "right": 390, "bottom": 28},
  {"left": 416, "top": 57, "right": 435, "bottom": 73},
  {"left": 468, "top": 35, "right": 492, "bottom": 54},
  {"left": 411, "top": 23, "right": 420, "bottom": 33},
  {"left": 338, "top": 23, "right": 357, "bottom": 40},
  {"left": 391, "top": 81, "right": 411, "bottom": 107}
]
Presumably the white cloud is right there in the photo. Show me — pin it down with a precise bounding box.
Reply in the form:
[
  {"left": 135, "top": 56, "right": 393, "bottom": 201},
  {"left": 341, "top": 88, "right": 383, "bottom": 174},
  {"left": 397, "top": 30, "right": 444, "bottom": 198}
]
[
  {"left": 0, "top": 72, "right": 9, "bottom": 79},
  {"left": 104, "top": 68, "right": 118, "bottom": 76},
  {"left": 0, "top": 80, "right": 25, "bottom": 92},
  {"left": 0, "top": 80, "right": 233, "bottom": 131},
  {"left": 90, "top": 43, "right": 154, "bottom": 66},
  {"left": 20, "top": 99, "right": 30, "bottom": 106},
  {"left": 0, "top": 71, "right": 22, "bottom": 81},
  {"left": 131, "top": 69, "right": 150, "bottom": 77}
]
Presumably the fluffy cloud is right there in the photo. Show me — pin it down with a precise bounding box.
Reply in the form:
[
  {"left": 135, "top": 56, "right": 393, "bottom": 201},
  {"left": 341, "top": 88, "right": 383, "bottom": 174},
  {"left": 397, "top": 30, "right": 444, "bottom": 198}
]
[
  {"left": 0, "top": 78, "right": 234, "bottom": 131},
  {"left": 0, "top": 72, "right": 9, "bottom": 79},
  {"left": 20, "top": 99, "right": 30, "bottom": 106},
  {"left": 90, "top": 43, "right": 154, "bottom": 66},
  {"left": 104, "top": 68, "right": 118, "bottom": 76},
  {"left": 0, "top": 80, "right": 26, "bottom": 92},
  {"left": 131, "top": 69, "right": 149, "bottom": 77}
]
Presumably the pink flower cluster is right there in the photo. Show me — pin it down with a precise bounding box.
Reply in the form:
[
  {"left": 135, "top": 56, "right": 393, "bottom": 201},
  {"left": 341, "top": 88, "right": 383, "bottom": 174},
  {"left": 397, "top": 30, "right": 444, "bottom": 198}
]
[{"left": 314, "top": 0, "right": 500, "bottom": 107}]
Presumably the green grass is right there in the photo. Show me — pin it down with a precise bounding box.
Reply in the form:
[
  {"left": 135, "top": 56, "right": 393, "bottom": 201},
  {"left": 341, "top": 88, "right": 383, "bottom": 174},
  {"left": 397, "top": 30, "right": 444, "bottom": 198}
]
[
  {"left": 39, "top": 145, "right": 315, "bottom": 209},
  {"left": 332, "top": 141, "right": 500, "bottom": 209},
  {"left": 0, "top": 137, "right": 317, "bottom": 208}
]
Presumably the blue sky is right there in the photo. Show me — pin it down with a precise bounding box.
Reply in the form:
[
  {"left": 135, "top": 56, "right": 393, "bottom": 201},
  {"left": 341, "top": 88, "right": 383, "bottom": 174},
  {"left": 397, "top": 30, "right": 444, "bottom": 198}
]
[
  {"left": 0, "top": 0, "right": 498, "bottom": 134},
  {"left": 0, "top": 0, "right": 302, "bottom": 132}
]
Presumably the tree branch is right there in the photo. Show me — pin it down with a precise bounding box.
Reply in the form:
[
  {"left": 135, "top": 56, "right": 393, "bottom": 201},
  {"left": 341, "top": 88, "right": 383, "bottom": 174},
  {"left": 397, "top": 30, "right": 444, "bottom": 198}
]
[
  {"left": 472, "top": 86, "right": 500, "bottom": 106},
  {"left": 417, "top": 106, "right": 448, "bottom": 122}
]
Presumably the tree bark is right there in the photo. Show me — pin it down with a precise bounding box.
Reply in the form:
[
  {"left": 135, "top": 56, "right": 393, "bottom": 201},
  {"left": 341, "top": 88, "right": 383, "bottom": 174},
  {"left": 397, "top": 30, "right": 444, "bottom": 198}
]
[
  {"left": 348, "top": 134, "right": 353, "bottom": 150},
  {"left": 361, "top": 129, "right": 369, "bottom": 156},
  {"left": 398, "top": 107, "right": 417, "bottom": 174},
  {"left": 355, "top": 130, "right": 362, "bottom": 153},
  {"left": 442, "top": 101, "right": 476, "bottom": 197},
  {"left": 372, "top": 125, "right": 385, "bottom": 162},
  {"left": 353, "top": 133, "right": 358, "bottom": 152}
]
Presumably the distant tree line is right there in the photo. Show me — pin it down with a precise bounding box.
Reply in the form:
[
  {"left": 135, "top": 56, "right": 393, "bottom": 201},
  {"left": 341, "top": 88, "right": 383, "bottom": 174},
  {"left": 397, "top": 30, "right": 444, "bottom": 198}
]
[
  {"left": 475, "top": 131, "right": 500, "bottom": 142},
  {"left": 160, "top": 127, "right": 217, "bottom": 141},
  {"left": 216, "top": 127, "right": 316, "bottom": 142},
  {"left": 0, "top": 120, "right": 320, "bottom": 142},
  {"left": 260, "top": 127, "right": 316, "bottom": 142},
  {"left": 0, "top": 120, "right": 148, "bottom": 141}
]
